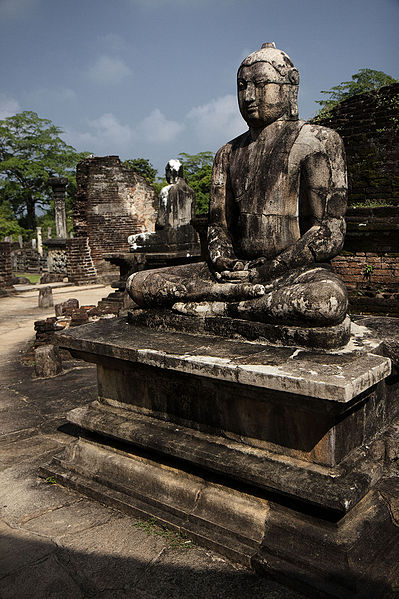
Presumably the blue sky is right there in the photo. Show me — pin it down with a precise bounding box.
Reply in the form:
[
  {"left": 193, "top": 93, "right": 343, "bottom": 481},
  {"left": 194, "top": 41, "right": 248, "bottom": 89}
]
[{"left": 0, "top": 0, "right": 398, "bottom": 175}]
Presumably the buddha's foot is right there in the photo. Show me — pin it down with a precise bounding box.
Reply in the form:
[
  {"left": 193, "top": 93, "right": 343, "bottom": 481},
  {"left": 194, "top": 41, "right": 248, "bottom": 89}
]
[{"left": 172, "top": 301, "right": 227, "bottom": 317}]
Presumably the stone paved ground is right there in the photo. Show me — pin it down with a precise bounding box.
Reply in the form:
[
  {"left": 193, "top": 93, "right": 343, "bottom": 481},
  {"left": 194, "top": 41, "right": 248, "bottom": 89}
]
[{"left": 0, "top": 285, "right": 305, "bottom": 599}]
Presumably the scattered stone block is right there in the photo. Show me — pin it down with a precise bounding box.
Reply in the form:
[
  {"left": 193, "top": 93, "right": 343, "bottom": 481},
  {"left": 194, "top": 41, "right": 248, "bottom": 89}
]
[
  {"left": 34, "top": 344, "right": 62, "bottom": 377},
  {"left": 38, "top": 286, "right": 53, "bottom": 308},
  {"left": 70, "top": 308, "right": 89, "bottom": 326},
  {"left": 40, "top": 272, "right": 65, "bottom": 284},
  {"left": 55, "top": 298, "right": 79, "bottom": 317}
]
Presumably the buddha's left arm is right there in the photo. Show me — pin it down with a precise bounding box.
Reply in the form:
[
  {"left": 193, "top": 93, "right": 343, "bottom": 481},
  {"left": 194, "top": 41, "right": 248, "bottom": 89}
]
[{"left": 250, "top": 130, "right": 347, "bottom": 283}]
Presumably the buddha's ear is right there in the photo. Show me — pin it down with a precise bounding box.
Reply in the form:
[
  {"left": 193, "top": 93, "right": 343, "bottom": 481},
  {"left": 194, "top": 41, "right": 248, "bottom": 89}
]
[
  {"left": 288, "top": 68, "right": 299, "bottom": 85},
  {"left": 287, "top": 70, "right": 299, "bottom": 120}
]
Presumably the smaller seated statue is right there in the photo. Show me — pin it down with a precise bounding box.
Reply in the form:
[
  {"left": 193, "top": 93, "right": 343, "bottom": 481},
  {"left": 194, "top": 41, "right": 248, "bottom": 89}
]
[
  {"left": 127, "top": 44, "right": 348, "bottom": 329},
  {"left": 128, "top": 160, "right": 199, "bottom": 254}
]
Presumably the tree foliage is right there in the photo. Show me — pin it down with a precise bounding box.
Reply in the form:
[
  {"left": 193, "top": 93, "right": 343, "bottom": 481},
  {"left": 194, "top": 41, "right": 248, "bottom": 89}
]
[
  {"left": 0, "top": 201, "right": 29, "bottom": 240},
  {"left": 178, "top": 151, "right": 214, "bottom": 215},
  {"left": 123, "top": 158, "right": 158, "bottom": 184},
  {"left": 0, "top": 111, "right": 87, "bottom": 230},
  {"left": 315, "top": 69, "right": 398, "bottom": 119}
]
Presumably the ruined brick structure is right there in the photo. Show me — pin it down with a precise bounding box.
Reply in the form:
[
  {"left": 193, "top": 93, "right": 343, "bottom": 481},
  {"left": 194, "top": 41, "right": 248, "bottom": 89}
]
[
  {"left": 315, "top": 83, "right": 399, "bottom": 207},
  {"left": 66, "top": 237, "right": 97, "bottom": 285},
  {"left": 331, "top": 206, "right": 399, "bottom": 315},
  {"left": 0, "top": 242, "right": 13, "bottom": 288},
  {"left": 70, "top": 155, "right": 158, "bottom": 283},
  {"left": 314, "top": 85, "right": 399, "bottom": 313}
]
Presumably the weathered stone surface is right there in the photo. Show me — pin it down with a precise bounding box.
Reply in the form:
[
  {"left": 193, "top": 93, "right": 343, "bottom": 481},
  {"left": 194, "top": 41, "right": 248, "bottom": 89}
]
[
  {"left": 55, "top": 298, "right": 79, "bottom": 317},
  {"left": 127, "top": 44, "right": 348, "bottom": 335},
  {"left": 0, "top": 335, "right": 306, "bottom": 599},
  {"left": 57, "top": 317, "right": 390, "bottom": 402},
  {"left": 38, "top": 286, "right": 53, "bottom": 308},
  {"left": 0, "top": 242, "right": 14, "bottom": 288},
  {"left": 129, "top": 307, "right": 351, "bottom": 349},
  {"left": 43, "top": 238, "right": 67, "bottom": 274},
  {"left": 128, "top": 159, "right": 199, "bottom": 255},
  {"left": 44, "top": 431, "right": 399, "bottom": 599},
  {"left": 72, "top": 155, "right": 158, "bottom": 281},
  {"left": 34, "top": 344, "right": 62, "bottom": 378},
  {"left": 49, "top": 176, "right": 68, "bottom": 239},
  {"left": 66, "top": 399, "right": 390, "bottom": 513}
]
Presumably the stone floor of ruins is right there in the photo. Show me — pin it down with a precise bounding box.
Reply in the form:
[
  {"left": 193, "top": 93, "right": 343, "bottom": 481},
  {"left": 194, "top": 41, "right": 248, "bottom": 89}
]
[{"left": 0, "top": 284, "right": 305, "bottom": 599}]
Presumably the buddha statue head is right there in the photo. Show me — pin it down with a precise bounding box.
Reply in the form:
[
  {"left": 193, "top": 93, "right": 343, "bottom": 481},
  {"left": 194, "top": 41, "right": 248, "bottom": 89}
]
[
  {"left": 165, "top": 159, "right": 183, "bottom": 185},
  {"left": 237, "top": 42, "right": 300, "bottom": 128}
]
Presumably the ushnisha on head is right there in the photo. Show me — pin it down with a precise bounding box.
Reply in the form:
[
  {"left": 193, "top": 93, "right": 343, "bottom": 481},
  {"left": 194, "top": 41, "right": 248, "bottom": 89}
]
[
  {"left": 237, "top": 42, "right": 300, "bottom": 129},
  {"left": 165, "top": 159, "right": 183, "bottom": 184}
]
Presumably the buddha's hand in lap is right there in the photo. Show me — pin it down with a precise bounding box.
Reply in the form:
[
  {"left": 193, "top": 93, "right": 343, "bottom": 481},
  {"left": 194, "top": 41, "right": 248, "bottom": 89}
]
[{"left": 248, "top": 257, "right": 282, "bottom": 284}]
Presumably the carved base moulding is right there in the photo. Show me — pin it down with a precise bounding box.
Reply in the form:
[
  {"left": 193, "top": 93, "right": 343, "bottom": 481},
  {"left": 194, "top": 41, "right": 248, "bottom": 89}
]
[{"left": 43, "top": 316, "right": 399, "bottom": 598}]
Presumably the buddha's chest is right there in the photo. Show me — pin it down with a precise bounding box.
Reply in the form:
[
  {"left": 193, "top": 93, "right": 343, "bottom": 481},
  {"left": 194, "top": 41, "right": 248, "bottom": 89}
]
[{"left": 228, "top": 133, "right": 300, "bottom": 217}]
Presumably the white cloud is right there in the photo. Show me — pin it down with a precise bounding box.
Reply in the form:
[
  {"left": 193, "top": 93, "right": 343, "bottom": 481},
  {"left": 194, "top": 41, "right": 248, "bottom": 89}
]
[
  {"left": 64, "top": 112, "right": 134, "bottom": 155},
  {"left": 64, "top": 108, "right": 183, "bottom": 156},
  {"left": 0, "top": 94, "right": 21, "bottom": 119},
  {"left": 137, "top": 108, "right": 184, "bottom": 143},
  {"left": 88, "top": 55, "right": 131, "bottom": 85},
  {"left": 27, "top": 87, "right": 77, "bottom": 105},
  {"left": 100, "top": 33, "right": 127, "bottom": 53},
  {"left": 0, "top": 0, "right": 39, "bottom": 18},
  {"left": 187, "top": 94, "right": 245, "bottom": 147},
  {"left": 89, "top": 113, "right": 134, "bottom": 146}
]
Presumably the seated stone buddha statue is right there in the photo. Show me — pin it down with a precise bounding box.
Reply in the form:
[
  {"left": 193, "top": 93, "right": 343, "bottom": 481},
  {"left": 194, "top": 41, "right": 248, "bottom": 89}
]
[{"left": 127, "top": 43, "right": 348, "bottom": 327}]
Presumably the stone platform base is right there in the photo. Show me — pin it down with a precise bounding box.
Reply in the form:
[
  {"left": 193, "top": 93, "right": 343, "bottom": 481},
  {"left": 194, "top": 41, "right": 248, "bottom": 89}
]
[
  {"left": 43, "top": 429, "right": 399, "bottom": 599},
  {"left": 45, "top": 315, "right": 399, "bottom": 598}
]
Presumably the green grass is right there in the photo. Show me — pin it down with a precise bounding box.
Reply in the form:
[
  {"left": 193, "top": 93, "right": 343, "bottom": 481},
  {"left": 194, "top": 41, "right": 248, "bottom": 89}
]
[
  {"left": 15, "top": 272, "right": 41, "bottom": 284},
  {"left": 134, "top": 517, "right": 192, "bottom": 550}
]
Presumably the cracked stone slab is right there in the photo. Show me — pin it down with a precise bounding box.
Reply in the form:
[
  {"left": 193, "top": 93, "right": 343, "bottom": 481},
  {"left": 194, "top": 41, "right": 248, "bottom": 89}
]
[
  {"left": 0, "top": 434, "right": 63, "bottom": 471},
  {"left": 53, "top": 514, "right": 168, "bottom": 596},
  {"left": 22, "top": 498, "right": 120, "bottom": 541},
  {"left": 0, "top": 463, "right": 81, "bottom": 527},
  {"left": 135, "top": 544, "right": 304, "bottom": 599},
  {"left": 0, "top": 520, "right": 56, "bottom": 575},
  {"left": 0, "top": 551, "right": 85, "bottom": 599},
  {"left": 58, "top": 317, "right": 391, "bottom": 402}
]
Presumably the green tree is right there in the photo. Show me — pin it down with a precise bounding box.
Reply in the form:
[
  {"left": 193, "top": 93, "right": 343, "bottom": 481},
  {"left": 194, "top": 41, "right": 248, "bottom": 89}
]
[
  {"left": 0, "top": 201, "right": 29, "bottom": 240},
  {"left": 0, "top": 111, "right": 88, "bottom": 230},
  {"left": 178, "top": 151, "right": 214, "bottom": 214},
  {"left": 123, "top": 157, "right": 166, "bottom": 194},
  {"left": 123, "top": 158, "right": 158, "bottom": 183},
  {"left": 315, "top": 69, "right": 398, "bottom": 119}
]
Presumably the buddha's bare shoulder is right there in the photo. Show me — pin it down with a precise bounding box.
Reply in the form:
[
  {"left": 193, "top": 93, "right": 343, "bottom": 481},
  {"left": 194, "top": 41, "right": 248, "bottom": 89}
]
[{"left": 296, "top": 121, "right": 344, "bottom": 153}]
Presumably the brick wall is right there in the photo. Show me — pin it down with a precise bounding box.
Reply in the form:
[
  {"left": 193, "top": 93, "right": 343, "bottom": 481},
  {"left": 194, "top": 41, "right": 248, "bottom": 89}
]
[
  {"left": 73, "top": 155, "right": 158, "bottom": 280},
  {"left": 332, "top": 252, "right": 399, "bottom": 289},
  {"left": 66, "top": 237, "right": 97, "bottom": 285},
  {"left": 331, "top": 206, "right": 399, "bottom": 314},
  {"left": 314, "top": 83, "right": 399, "bottom": 207},
  {"left": 331, "top": 206, "right": 399, "bottom": 288},
  {"left": 0, "top": 242, "right": 13, "bottom": 287}
]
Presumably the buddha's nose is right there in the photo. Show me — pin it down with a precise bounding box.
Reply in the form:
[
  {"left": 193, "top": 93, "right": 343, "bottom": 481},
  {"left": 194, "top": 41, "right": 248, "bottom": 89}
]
[{"left": 244, "top": 83, "right": 256, "bottom": 102}]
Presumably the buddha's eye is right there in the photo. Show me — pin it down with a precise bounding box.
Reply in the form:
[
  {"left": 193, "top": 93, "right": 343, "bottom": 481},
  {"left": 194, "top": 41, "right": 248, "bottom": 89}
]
[
  {"left": 254, "top": 79, "right": 267, "bottom": 87},
  {"left": 237, "top": 80, "right": 247, "bottom": 90}
]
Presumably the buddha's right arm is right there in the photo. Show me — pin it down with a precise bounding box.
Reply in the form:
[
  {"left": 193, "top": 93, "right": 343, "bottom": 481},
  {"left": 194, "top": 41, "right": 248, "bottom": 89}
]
[{"left": 207, "top": 145, "right": 238, "bottom": 273}]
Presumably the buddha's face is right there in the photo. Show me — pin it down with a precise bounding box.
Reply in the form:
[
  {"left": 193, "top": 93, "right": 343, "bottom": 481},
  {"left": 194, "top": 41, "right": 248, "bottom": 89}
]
[{"left": 237, "top": 61, "right": 291, "bottom": 128}]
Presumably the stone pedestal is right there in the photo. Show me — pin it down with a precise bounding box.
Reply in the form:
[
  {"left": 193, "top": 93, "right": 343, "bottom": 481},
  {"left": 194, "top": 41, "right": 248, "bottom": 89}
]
[
  {"left": 49, "top": 176, "right": 68, "bottom": 239},
  {"left": 44, "top": 316, "right": 399, "bottom": 598},
  {"left": 43, "top": 237, "right": 67, "bottom": 274}
]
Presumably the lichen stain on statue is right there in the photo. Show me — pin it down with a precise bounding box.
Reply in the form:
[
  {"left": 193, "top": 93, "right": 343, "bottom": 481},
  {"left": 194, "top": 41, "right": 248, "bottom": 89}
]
[
  {"left": 127, "top": 43, "right": 349, "bottom": 328},
  {"left": 127, "top": 159, "right": 198, "bottom": 254}
]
